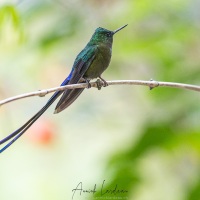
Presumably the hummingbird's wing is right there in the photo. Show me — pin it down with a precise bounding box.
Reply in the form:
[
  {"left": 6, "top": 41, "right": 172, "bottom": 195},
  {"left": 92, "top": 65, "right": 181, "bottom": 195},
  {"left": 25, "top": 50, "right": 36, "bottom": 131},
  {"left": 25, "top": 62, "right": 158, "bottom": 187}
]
[{"left": 54, "top": 45, "right": 98, "bottom": 114}]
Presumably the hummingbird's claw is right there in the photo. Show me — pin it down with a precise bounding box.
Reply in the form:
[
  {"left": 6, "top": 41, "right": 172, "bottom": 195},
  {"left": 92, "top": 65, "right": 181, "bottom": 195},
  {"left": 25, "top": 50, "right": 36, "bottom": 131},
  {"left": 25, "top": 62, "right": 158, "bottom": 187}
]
[
  {"left": 85, "top": 79, "right": 91, "bottom": 89},
  {"left": 98, "top": 76, "right": 108, "bottom": 87},
  {"left": 96, "top": 79, "right": 102, "bottom": 90}
]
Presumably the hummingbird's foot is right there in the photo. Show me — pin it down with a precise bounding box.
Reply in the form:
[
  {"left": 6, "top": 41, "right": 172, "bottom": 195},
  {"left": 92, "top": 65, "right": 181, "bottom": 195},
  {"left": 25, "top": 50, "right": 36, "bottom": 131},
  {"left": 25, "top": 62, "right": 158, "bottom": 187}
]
[
  {"left": 96, "top": 79, "right": 102, "bottom": 90},
  {"left": 98, "top": 76, "right": 108, "bottom": 87},
  {"left": 85, "top": 79, "right": 91, "bottom": 89}
]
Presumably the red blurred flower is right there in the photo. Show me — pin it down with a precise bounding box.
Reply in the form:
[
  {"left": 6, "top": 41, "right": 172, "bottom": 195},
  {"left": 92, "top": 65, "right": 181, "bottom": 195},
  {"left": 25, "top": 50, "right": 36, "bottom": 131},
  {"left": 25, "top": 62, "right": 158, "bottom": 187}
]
[{"left": 26, "top": 119, "right": 55, "bottom": 145}]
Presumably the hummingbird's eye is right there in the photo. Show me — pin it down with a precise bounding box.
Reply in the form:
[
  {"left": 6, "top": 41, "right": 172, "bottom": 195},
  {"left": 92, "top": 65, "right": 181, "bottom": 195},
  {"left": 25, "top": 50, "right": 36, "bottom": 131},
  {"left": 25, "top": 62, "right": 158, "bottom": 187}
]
[{"left": 106, "top": 33, "right": 111, "bottom": 37}]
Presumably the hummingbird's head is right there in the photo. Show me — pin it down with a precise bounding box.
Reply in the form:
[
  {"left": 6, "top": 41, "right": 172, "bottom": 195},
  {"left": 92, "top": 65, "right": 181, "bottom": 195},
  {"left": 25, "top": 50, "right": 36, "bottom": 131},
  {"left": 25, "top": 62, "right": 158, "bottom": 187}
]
[
  {"left": 90, "top": 27, "right": 114, "bottom": 46},
  {"left": 89, "top": 24, "right": 128, "bottom": 46}
]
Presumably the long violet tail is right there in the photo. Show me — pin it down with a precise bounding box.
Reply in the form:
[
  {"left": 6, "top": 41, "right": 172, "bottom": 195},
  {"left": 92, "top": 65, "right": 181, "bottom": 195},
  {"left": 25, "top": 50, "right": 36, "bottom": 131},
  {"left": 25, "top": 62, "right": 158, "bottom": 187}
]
[
  {"left": 0, "top": 75, "right": 72, "bottom": 153},
  {"left": 0, "top": 91, "right": 62, "bottom": 153}
]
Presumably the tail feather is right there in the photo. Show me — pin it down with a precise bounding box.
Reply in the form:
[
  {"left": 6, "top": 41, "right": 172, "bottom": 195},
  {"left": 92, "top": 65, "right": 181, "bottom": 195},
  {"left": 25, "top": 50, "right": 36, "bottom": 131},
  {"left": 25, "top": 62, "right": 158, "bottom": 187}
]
[
  {"left": 0, "top": 91, "right": 62, "bottom": 153},
  {"left": 54, "top": 88, "right": 85, "bottom": 114},
  {"left": 0, "top": 71, "right": 75, "bottom": 153},
  {"left": 54, "top": 79, "right": 86, "bottom": 114}
]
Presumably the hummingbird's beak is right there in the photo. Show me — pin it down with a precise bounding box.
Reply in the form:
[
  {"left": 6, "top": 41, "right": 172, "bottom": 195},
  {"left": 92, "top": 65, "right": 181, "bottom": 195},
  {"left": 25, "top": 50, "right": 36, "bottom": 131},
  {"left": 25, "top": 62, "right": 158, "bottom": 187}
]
[{"left": 113, "top": 24, "right": 128, "bottom": 34}]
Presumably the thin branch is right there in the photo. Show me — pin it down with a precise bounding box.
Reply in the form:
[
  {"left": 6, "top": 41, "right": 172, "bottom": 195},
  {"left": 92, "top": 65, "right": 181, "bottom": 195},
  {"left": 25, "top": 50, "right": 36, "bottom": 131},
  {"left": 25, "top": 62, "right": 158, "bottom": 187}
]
[{"left": 0, "top": 79, "right": 200, "bottom": 107}]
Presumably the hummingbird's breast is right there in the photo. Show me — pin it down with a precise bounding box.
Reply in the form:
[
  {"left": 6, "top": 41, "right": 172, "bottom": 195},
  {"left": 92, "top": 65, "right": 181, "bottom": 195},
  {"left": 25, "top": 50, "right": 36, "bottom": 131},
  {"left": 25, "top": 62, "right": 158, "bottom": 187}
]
[{"left": 84, "top": 44, "right": 112, "bottom": 79}]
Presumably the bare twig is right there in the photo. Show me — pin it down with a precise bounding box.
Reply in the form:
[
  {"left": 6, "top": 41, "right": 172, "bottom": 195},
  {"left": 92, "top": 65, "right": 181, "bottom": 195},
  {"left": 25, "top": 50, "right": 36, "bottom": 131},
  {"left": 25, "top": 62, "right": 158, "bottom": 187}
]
[{"left": 0, "top": 79, "right": 200, "bottom": 107}]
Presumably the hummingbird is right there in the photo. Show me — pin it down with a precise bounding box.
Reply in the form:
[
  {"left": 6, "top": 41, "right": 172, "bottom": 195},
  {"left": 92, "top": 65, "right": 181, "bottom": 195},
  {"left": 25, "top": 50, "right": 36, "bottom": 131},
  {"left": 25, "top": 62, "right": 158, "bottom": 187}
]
[{"left": 0, "top": 24, "right": 128, "bottom": 153}]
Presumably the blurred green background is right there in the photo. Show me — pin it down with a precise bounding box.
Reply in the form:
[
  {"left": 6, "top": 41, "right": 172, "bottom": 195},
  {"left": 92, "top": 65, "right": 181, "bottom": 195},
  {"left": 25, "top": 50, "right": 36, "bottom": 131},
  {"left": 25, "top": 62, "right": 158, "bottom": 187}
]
[{"left": 1, "top": 0, "right": 200, "bottom": 200}]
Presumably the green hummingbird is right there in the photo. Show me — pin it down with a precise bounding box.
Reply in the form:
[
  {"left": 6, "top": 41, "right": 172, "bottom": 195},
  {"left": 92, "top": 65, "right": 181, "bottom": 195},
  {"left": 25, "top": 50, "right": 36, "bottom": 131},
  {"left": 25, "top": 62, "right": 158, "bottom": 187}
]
[{"left": 0, "top": 24, "right": 128, "bottom": 153}]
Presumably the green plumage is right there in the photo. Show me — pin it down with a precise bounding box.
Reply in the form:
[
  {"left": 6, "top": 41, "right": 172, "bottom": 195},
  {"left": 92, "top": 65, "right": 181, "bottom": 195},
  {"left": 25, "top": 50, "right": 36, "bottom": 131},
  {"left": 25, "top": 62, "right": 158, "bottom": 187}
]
[
  {"left": 75, "top": 27, "right": 113, "bottom": 80},
  {"left": 54, "top": 25, "right": 127, "bottom": 113},
  {"left": 0, "top": 25, "right": 127, "bottom": 153}
]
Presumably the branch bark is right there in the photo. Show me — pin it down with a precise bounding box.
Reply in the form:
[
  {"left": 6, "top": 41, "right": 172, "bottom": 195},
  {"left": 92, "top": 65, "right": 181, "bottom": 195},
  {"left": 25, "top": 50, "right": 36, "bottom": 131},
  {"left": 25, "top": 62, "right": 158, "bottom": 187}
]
[{"left": 0, "top": 79, "right": 200, "bottom": 107}]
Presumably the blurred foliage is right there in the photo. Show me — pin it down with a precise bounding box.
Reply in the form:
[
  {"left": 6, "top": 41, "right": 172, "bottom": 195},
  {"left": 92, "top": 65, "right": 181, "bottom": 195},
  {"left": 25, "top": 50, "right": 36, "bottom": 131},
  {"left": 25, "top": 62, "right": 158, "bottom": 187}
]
[
  {"left": 0, "top": 1, "right": 200, "bottom": 200},
  {"left": 92, "top": 0, "right": 200, "bottom": 200}
]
